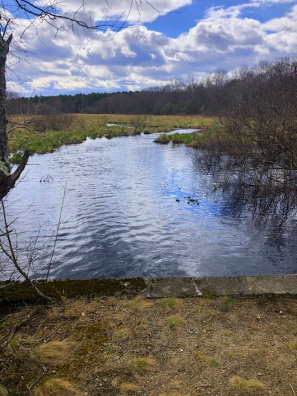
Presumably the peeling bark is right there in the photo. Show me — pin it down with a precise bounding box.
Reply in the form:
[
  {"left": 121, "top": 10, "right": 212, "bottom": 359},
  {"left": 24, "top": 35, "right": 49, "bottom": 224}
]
[
  {"left": 0, "top": 34, "right": 11, "bottom": 170},
  {"left": 0, "top": 150, "right": 29, "bottom": 199},
  {"left": 0, "top": 33, "right": 28, "bottom": 199}
]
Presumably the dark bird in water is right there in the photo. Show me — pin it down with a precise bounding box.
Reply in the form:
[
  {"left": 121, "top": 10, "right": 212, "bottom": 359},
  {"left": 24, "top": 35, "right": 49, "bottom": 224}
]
[{"left": 185, "top": 196, "right": 199, "bottom": 205}]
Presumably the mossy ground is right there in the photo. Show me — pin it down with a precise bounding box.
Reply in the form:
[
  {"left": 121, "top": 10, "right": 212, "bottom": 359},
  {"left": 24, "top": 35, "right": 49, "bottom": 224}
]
[
  {"left": 7, "top": 114, "right": 214, "bottom": 163},
  {"left": 0, "top": 294, "right": 296, "bottom": 395}
]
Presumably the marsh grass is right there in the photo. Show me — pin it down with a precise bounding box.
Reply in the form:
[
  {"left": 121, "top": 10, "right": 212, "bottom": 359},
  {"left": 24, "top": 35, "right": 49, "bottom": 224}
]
[
  {"left": 155, "top": 133, "right": 196, "bottom": 145},
  {"left": 154, "top": 134, "right": 171, "bottom": 144},
  {"left": 8, "top": 114, "right": 214, "bottom": 162},
  {"left": 154, "top": 131, "right": 203, "bottom": 146}
]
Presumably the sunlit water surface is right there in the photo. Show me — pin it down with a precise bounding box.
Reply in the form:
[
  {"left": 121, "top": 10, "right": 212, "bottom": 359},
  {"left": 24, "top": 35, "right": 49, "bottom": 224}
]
[{"left": 2, "top": 130, "right": 297, "bottom": 279}]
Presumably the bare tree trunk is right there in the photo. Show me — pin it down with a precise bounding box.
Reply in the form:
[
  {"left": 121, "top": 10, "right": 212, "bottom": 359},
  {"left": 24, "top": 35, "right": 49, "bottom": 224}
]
[
  {"left": 0, "top": 34, "right": 10, "bottom": 174},
  {"left": 0, "top": 33, "right": 29, "bottom": 199}
]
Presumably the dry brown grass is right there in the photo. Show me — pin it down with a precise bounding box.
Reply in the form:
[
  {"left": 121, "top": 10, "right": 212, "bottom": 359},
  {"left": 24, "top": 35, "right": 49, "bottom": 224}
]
[
  {"left": 130, "top": 357, "right": 156, "bottom": 371},
  {"left": 230, "top": 376, "right": 266, "bottom": 391},
  {"left": 166, "top": 315, "right": 184, "bottom": 329},
  {"left": 33, "top": 378, "right": 80, "bottom": 396},
  {"left": 34, "top": 340, "right": 73, "bottom": 365},
  {"left": 158, "top": 393, "right": 191, "bottom": 396},
  {"left": 0, "top": 384, "right": 8, "bottom": 396},
  {"left": 119, "top": 382, "right": 141, "bottom": 394},
  {"left": 0, "top": 295, "right": 297, "bottom": 395},
  {"left": 128, "top": 296, "right": 153, "bottom": 311}
]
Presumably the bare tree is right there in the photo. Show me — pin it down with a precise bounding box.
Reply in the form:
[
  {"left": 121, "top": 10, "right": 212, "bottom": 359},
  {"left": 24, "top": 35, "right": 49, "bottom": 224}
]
[
  {"left": 0, "top": 0, "right": 160, "bottom": 299},
  {"left": 221, "top": 59, "right": 297, "bottom": 171},
  {"left": 0, "top": 0, "right": 160, "bottom": 199}
]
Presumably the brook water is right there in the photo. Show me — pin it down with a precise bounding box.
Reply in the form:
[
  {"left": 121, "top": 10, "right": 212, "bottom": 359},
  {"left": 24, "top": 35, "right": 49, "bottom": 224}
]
[{"left": 2, "top": 131, "right": 297, "bottom": 279}]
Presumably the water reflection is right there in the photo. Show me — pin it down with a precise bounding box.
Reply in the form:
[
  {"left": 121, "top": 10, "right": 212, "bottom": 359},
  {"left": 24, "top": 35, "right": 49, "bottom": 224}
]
[
  {"left": 1, "top": 132, "right": 297, "bottom": 280},
  {"left": 194, "top": 150, "right": 297, "bottom": 275}
]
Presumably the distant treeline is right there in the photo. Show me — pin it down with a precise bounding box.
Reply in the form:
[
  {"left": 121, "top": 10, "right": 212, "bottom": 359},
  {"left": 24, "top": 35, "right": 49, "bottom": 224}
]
[
  {"left": 7, "top": 58, "right": 297, "bottom": 117},
  {"left": 6, "top": 74, "right": 235, "bottom": 116}
]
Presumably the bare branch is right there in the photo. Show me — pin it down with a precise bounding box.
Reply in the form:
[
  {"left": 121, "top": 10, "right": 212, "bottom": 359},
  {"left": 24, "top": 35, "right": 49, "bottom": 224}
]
[{"left": 0, "top": 200, "right": 54, "bottom": 301}]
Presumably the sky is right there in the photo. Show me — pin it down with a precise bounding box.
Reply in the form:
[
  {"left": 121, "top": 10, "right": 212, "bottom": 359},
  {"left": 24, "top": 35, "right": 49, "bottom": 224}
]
[{"left": 5, "top": 0, "right": 297, "bottom": 96}]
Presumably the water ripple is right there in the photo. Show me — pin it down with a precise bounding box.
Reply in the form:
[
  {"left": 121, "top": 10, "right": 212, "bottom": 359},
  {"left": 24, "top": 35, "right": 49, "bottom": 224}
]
[{"left": 2, "top": 131, "right": 297, "bottom": 280}]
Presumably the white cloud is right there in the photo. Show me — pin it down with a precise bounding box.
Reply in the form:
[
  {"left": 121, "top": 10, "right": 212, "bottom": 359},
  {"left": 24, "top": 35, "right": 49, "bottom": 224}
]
[
  {"left": 263, "top": 4, "right": 297, "bottom": 31},
  {"left": 36, "top": 0, "right": 192, "bottom": 24},
  {"left": 6, "top": 1, "right": 297, "bottom": 95},
  {"left": 251, "top": 0, "right": 295, "bottom": 3}
]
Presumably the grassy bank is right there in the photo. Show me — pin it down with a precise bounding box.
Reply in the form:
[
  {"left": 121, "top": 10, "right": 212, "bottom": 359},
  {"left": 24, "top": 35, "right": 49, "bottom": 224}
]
[
  {"left": 154, "top": 126, "right": 222, "bottom": 148},
  {"left": 0, "top": 294, "right": 296, "bottom": 395},
  {"left": 8, "top": 114, "right": 214, "bottom": 163}
]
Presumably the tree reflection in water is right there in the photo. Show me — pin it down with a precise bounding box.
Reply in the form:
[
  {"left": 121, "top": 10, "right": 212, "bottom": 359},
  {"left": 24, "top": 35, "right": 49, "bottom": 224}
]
[{"left": 194, "top": 150, "right": 297, "bottom": 252}]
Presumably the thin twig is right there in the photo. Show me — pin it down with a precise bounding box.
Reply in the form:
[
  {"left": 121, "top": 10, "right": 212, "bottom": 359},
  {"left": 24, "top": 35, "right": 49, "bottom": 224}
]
[
  {"left": 45, "top": 181, "right": 67, "bottom": 281},
  {"left": 0, "top": 200, "right": 53, "bottom": 301},
  {"left": 0, "top": 305, "right": 41, "bottom": 347},
  {"left": 27, "top": 366, "right": 47, "bottom": 391}
]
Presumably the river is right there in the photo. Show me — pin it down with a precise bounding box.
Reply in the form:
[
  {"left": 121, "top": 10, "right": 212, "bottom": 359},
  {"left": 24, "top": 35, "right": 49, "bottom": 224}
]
[{"left": 1, "top": 130, "right": 297, "bottom": 280}]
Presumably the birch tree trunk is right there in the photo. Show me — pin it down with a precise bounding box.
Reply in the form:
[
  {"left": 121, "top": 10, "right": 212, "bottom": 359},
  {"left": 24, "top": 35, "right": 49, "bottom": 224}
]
[
  {"left": 0, "top": 33, "right": 29, "bottom": 200},
  {"left": 0, "top": 34, "right": 10, "bottom": 174}
]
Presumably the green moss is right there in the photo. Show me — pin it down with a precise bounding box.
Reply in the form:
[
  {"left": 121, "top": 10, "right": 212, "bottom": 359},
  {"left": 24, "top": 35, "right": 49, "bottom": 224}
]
[
  {"left": 0, "top": 278, "right": 147, "bottom": 306},
  {"left": 223, "top": 296, "right": 237, "bottom": 307},
  {"left": 195, "top": 352, "right": 220, "bottom": 367}
]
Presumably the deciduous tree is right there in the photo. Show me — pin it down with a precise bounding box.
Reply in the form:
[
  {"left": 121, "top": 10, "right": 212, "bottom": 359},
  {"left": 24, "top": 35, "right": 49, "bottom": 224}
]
[{"left": 0, "top": 0, "right": 159, "bottom": 199}]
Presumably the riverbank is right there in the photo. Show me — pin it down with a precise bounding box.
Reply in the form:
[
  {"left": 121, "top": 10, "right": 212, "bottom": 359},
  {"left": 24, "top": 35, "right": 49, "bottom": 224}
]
[
  {"left": 0, "top": 276, "right": 297, "bottom": 395},
  {"left": 8, "top": 114, "right": 214, "bottom": 163}
]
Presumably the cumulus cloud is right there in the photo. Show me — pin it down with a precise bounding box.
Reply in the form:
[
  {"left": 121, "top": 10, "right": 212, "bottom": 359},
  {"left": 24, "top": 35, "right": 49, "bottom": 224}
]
[
  {"left": 263, "top": 4, "right": 297, "bottom": 31},
  {"left": 6, "top": 0, "right": 297, "bottom": 95}
]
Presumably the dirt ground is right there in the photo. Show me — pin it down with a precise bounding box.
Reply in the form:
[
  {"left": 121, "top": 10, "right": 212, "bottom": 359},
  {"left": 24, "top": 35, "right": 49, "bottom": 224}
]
[{"left": 0, "top": 294, "right": 296, "bottom": 396}]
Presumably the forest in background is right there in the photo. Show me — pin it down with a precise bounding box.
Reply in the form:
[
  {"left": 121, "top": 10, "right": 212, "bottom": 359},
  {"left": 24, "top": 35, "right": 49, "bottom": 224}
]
[
  {"left": 7, "top": 58, "right": 297, "bottom": 185},
  {"left": 7, "top": 58, "right": 297, "bottom": 119}
]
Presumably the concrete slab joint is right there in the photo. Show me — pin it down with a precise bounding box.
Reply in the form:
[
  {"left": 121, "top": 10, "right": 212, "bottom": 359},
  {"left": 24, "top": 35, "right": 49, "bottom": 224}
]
[{"left": 142, "top": 274, "right": 297, "bottom": 298}]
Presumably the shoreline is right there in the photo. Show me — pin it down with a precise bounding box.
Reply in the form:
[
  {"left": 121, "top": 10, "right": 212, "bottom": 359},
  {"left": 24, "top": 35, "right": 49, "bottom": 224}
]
[{"left": 1, "top": 274, "right": 297, "bottom": 305}]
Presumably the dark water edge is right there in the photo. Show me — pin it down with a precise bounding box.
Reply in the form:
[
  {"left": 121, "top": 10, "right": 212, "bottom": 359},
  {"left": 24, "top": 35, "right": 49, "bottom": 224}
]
[
  {"left": 1, "top": 274, "right": 297, "bottom": 306},
  {"left": 1, "top": 131, "right": 297, "bottom": 280}
]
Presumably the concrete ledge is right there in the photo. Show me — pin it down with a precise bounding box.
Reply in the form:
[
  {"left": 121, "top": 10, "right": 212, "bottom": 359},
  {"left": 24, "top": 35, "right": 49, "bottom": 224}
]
[
  {"left": 1, "top": 274, "right": 297, "bottom": 305},
  {"left": 141, "top": 274, "right": 297, "bottom": 298}
]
